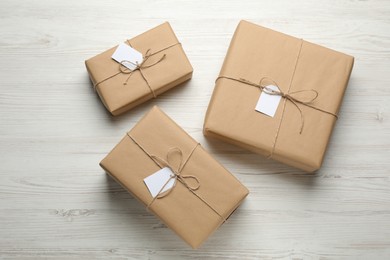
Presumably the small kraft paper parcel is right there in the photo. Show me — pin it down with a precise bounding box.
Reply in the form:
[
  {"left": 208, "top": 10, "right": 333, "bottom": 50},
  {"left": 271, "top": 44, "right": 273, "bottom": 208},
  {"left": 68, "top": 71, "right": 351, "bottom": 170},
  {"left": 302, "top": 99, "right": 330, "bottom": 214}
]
[
  {"left": 100, "top": 106, "right": 249, "bottom": 248},
  {"left": 85, "top": 22, "right": 193, "bottom": 116},
  {"left": 204, "top": 20, "right": 354, "bottom": 172}
]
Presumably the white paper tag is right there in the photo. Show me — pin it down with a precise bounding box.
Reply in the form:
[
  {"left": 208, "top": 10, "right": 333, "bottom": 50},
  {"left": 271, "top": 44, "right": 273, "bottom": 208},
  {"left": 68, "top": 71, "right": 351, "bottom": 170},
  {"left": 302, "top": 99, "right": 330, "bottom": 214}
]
[
  {"left": 111, "top": 43, "right": 143, "bottom": 70},
  {"left": 255, "top": 85, "right": 282, "bottom": 117},
  {"left": 143, "top": 167, "right": 175, "bottom": 198}
]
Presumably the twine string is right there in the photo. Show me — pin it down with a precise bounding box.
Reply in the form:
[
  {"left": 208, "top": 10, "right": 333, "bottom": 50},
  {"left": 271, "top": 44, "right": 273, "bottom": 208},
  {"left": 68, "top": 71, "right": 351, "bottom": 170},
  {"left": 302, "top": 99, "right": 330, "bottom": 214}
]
[
  {"left": 93, "top": 41, "right": 181, "bottom": 98},
  {"left": 118, "top": 49, "right": 166, "bottom": 97},
  {"left": 214, "top": 40, "right": 338, "bottom": 158},
  {"left": 216, "top": 75, "right": 335, "bottom": 135},
  {"left": 126, "top": 133, "right": 227, "bottom": 223}
]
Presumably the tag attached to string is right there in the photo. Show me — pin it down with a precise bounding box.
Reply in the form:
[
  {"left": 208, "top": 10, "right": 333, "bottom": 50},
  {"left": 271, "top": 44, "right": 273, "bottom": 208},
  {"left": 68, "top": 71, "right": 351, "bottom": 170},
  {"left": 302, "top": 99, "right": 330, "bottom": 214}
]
[
  {"left": 143, "top": 167, "right": 175, "bottom": 198},
  {"left": 111, "top": 43, "right": 143, "bottom": 70},
  {"left": 255, "top": 85, "right": 282, "bottom": 117}
]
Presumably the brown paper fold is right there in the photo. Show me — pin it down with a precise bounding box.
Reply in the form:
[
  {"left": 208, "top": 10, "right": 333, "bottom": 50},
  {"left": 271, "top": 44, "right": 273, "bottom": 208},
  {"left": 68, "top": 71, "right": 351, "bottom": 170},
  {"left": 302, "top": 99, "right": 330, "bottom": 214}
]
[
  {"left": 204, "top": 20, "right": 354, "bottom": 172},
  {"left": 100, "top": 106, "right": 248, "bottom": 248},
  {"left": 85, "top": 22, "right": 193, "bottom": 116}
]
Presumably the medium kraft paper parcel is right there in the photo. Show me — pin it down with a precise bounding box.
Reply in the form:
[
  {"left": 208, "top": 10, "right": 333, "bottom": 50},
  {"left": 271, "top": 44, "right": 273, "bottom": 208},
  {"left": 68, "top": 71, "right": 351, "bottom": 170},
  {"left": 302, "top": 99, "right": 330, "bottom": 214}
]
[
  {"left": 85, "top": 22, "right": 193, "bottom": 116},
  {"left": 204, "top": 20, "right": 354, "bottom": 172},
  {"left": 100, "top": 106, "right": 248, "bottom": 248}
]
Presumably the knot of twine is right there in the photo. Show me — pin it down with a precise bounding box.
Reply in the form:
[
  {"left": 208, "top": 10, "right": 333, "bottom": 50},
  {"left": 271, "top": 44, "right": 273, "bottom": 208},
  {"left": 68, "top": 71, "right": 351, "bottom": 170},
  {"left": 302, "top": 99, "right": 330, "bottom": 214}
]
[
  {"left": 93, "top": 41, "right": 181, "bottom": 98},
  {"left": 126, "top": 133, "right": 227, "bottom": 223},
  {"left": 216, "top": 76, "right": 338, "bottom": 134},
  {"left": 119, "top": 49, "right": 166, "bottom": 97},
  {"left": 148, "top": 147, "right": 201, "bottom": 206}
]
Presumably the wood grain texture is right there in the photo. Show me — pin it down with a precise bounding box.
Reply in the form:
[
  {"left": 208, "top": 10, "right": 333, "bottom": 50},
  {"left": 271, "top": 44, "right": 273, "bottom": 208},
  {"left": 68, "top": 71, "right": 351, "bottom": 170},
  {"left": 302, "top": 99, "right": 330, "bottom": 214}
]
[{"left": 0, "top": 0, "right": 389, "bottom": 259}]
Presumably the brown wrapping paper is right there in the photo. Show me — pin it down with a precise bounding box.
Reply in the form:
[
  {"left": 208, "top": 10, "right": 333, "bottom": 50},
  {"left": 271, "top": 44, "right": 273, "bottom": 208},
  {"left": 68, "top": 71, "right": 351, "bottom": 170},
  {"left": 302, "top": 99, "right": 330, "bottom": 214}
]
[
  {"left": 100, "top": 106, "right": 248, "bottom": 248},
  {"left": 204, "top": 20, "right": 354, "bottom": 172},
  {"left": 85, "top": 22, "right": 193, "bottom": 116}
]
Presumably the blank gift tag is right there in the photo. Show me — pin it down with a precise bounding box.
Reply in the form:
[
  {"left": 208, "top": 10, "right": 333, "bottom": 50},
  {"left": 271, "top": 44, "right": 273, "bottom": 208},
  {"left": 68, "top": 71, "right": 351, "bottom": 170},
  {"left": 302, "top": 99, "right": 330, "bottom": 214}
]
[
  {"left": 111, "top": 43, "right": 143, "bottom": 70},
  {"left": 144, "top": 167, "right": 175, "bottom": 198},
  {"left": 255, "top": 85, "right": 282, "bottom": 117}
]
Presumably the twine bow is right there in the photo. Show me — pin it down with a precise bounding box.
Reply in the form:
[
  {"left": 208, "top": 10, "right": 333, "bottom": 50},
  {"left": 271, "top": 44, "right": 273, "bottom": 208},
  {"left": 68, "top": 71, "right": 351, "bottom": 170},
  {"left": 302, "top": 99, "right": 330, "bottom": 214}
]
[
  {"left": 239, "top": 77, "right": 319, "bottom": 134},
  {"left": 93, "top": 41, "right": 181, "bottom": 98},
  {"left": 119, "top": 49, "right": 166, "bottom": 97},
  {"left": 216, "top": 76, "right": 338, "bottom": 134},
  {"left": 147, "top": 147, "right": 201, "bottom": 207},
  {"left": 126, "top": 133, "right": 227, "bottom": 222}
]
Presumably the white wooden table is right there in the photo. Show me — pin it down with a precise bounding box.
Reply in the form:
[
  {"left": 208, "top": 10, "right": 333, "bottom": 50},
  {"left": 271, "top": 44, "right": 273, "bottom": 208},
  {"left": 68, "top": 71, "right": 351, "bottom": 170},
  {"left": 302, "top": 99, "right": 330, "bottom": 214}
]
[{"left": 1, "top": 0, "right": 389, "bottom": 259}]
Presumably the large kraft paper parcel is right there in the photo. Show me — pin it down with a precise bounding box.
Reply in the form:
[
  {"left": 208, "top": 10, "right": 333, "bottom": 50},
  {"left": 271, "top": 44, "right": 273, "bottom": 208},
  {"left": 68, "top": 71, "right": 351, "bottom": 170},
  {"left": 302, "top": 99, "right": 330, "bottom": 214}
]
[
  {"left": 100, "top": 106, "right": 249, "bottom": 248},
  {"left": 85, "top": 22, "right": 193, "bottom": 116},
  {"left": 204, "top": 20, "right": 354, "bottom": 172}
]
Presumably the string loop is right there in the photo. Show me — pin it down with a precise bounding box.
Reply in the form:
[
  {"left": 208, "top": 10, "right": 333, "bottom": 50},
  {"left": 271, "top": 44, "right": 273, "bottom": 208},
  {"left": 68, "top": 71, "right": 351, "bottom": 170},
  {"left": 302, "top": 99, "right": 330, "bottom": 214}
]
[
  {"left": 215, "top": 75, "right": 337, "bottom": 135},
  {"left": 93, "top": 41, "right": 181, "bottom": 98},
  {"left": 126, "top": 133, "right": 227, "bottom": 223}
]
